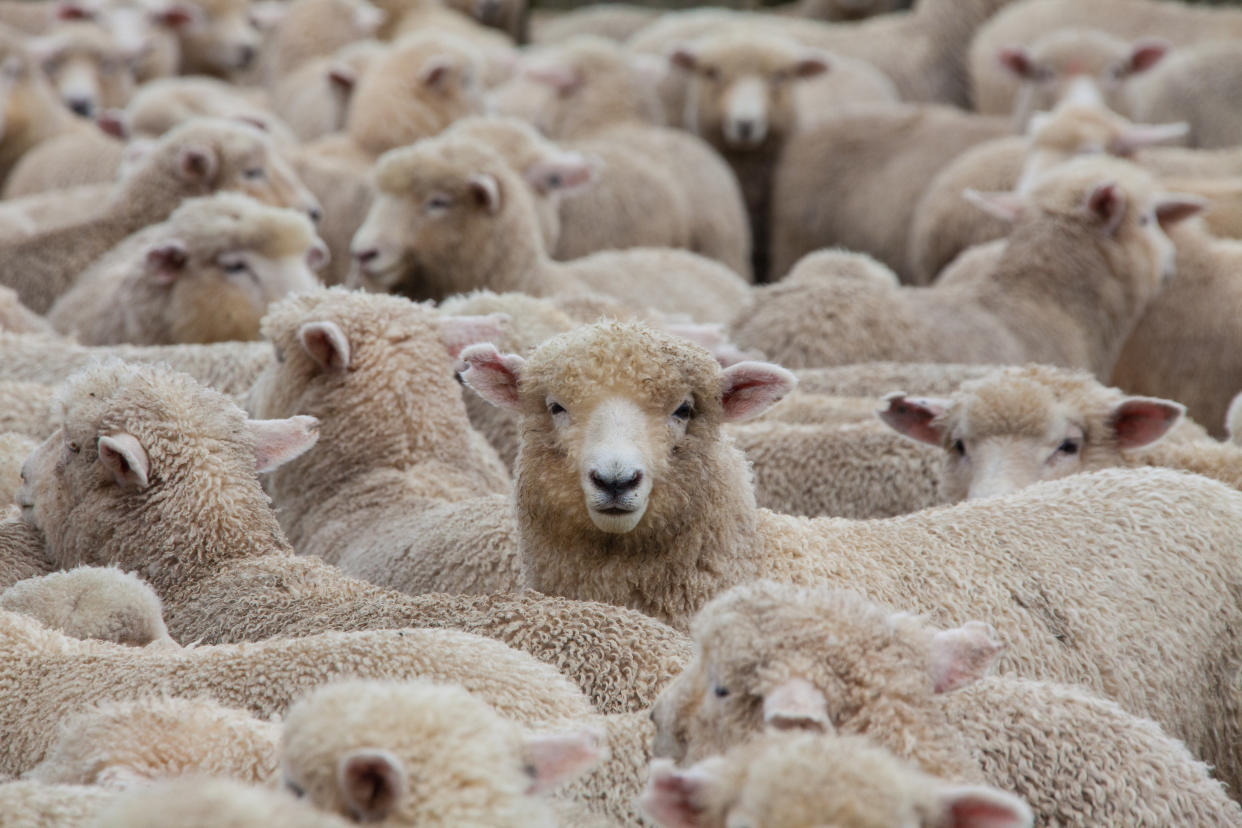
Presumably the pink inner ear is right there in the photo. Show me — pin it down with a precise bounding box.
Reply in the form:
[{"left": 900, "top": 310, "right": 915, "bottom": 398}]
[
  {"left": 720, "top": 362, "right": 796, "bottom": 422},
  {"left": 1155, "top": 197, "right": 1205, "bottom": 228},
  {"left": 877, "top": 394, "right": 948, "bottom": 446},
  {"left": 945, "top": 790, "right": 1032, "bottom": 828},
  {"left": 997, "top": 46, "right": 1033, "bottom": 78},
  {"left": 523, "top": 729, "right": 603, "bottom": 794},
  {"left": 640, "top": 763, "right": 706, "bottom": 828},
  {"left": 1086, "top": 182, "right": 1124, "bottom": 235},
  {"left": 930, "top": 621, "right": 1004, "bottom": 694},
  {"left": 439, "top": 313, "right": 509, "bottom": 360},
  {"left": 460, "top": 344, "right": 524, "bottom": 411},
  {"left": 1128, "top": 40, "right": 1170, "bottom": 74},
  {"left": 1111, "top": 398, "right": 1184, "bottom": 449}
]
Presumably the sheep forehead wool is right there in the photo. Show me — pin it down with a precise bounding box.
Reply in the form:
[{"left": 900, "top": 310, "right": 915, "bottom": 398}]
[
  {"left": 682, "top": 31, "right": 812, "bottom": 76},
  {"left": 1025, "top": 154, "right": 1158, "bottom": 217},
  {"left": 96, "top": 777, "right": 350, "bottom": 828},
  {"left": 943, "top": 365, "right": 1121, "bottom": 443},
  {"left": 31, "top": 20, "right": 123, "bottom": 60},
  {"left": 167, "top": 193, "right": 319, "bottom": 261},
  {"left": 374, "top": 134, "right": 505, "bottom": 197},
  {"left": 1024, "top": 27, "right": 1132, "bottom": 74},
  {"left": 1028, "top": 103, "right": 1134, "bottom": 154}
]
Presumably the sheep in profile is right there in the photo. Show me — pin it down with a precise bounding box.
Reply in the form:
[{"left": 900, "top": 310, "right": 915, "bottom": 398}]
[
  {"left": 642, "top": 733, "right": 1032, "bottom": 828},
  {"left": 49, "top": 193, "right": 326, "bottom": 346},
  {"left": 462, "top": 318, "right": 1242, "bottom": 790},
  {"left": 651, "top": 582, "right": 1242, "bottom": 825},
  {"left": 27, "top": 20, "right": 138, "bottom": 118},
  {"left": 174, "top": 0, "right": 264, "bottom": 79},
  {"left": 281, "top": 680, "right": 603, "bottom": 826},
  {"left": 0, "top": 565, "right": 175, "bottom": 647}
]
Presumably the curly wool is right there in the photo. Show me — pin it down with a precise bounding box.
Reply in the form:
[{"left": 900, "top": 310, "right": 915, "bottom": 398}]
[{"left": 0, "top": 566, "right": 174, "bottom": 647}]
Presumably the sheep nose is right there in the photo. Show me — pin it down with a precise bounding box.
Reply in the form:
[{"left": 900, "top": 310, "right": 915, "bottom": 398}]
[
  {"left": 67, "top": 97, "right": 93, "bottom": 117},
  {"left": 237, "top": 45, "right": 256, "bottom": 69},
  {"left": 735, "top": 119, "right": 755, "bottom": 141},
  {"left": 354, "top": 248, "right": 379, "bottom": 264},
  {"left": 307, "top": 205, "right": 323, "bottom": 224},
  {"left": 589, "top": 469, "right": 643, "bottom": 499}
]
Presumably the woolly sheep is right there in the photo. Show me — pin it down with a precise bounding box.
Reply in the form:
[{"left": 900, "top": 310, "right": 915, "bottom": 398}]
[
  {"left": 247, "top": 288, "right": 518, "bottom": 595},
  {"left": 0, "top": 431, "right": 38, "bottom": 502},
  {"left": 349, "top": 134, "right": 750, "bottom": 324},
  {"left": 48, "top": 193, "right": 326, "bottom": 346},
  {"left": 0, "top": 508, "right": 50, "bottom": 590},
  {"left": 282, "top": 680, "right": 603, "bottom": 826},
  {"left": 117, "top": 76, "right": 296, "bottom": 143},
  {"left": 0, "top": 781, "right": 119, "bottom": 828},
  {"left": 461, "top": 318, "right": 1242, "bottom": 790},
  {"left": 0, "top": 118, "right": 320, "bottom": 313},
  {"left": 0, "top": 607, "right": 597, "bottom": 777},
  {"left": 18, "top": 359, "right": 691, "bottom": 713},
  {"left": 263, "top": 0, "right": 384, "bottom": 80},
  {"left": 174, "top": 0, "right": 263, "bottom": 78},
  {"left": 642, "top": 732, "right": 1032, "bottom": 828},
  {"left": 737, "top": 160, "right": 1203, "bottom": 377},
  {"left": 651, "top": 582, "right": 1242, "bottom": 825},
  {"left": 0, "top": 565, "right": 174, "bottom": 647},
  {"left": 26, "top": 20, "right": 137, "bottom": 118},
  {"left": 96, "top": 777, "right": 351, "bottom": 828},
  {"left": 269, "top": 39, "right": 383, "bottom": 143},
  {"left": 1, "top": 125, "right": 123, "bottom": 197}
]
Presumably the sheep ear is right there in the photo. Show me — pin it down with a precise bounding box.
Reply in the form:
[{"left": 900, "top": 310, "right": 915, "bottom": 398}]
[
  {"left": 1108, "top": 121, "right": 1188, "bottom": 156},
  {"left": 299, "top": 321, "right": 350, "bottom": 372},
  {"left": 149, "top": 1, "right": 202, "bottom": 29},
  {"left": 1154, "top": 194, "right": 1206, "bottom": 229},
  {"left": 460, "top": 343, "right": 525, "bottom": 410},
  {"left": 307, "top": 241, "right": 330, "bottom": 272},
  {"left": 720, "top": 361, "right": 797, "bottom": 422},
  {"left": 246, "top": 416, "right": 320, "bottom": 473},
  {"left": 1086, "top": 181, "right": 1127, "bottom": 236},
  {"left": 438, "top": 313, "right": 510, "bottom": 360},
  {"left": 963, "top": 188, "right": 1025, "bottom": 222},
  {"left": 877, "top": 393, "right": 949, "bottom": 446},
  {"left": 96, "top": 109, "right": 129, "bottom": 140},
  {"left": 929, "top": 621, "right": 1004, "bottom": 694},
  {"left": 522, "top": 727, "right": 605, "bottom": 794},
  {"left": 997, "top": 45, "right": 1034, "bottom": 79},
  {"left": 338, "top": 749, "right": 406, "bottom": 823},
  {"left": 144, "top": 241, "right": 188, "bottom": 284},
  {"left": 640, "top": 759, "right": 713, "bottom": 828},
  {"left": 1109, "top": 397, "right": 1184, "bottom": 450},
  {"left": 175, "top": 144, "right": 218, "bottom": 185},
  {"left": 794, "top": 54, "right": 829, "bottom": 78},
  {"left": 420, "top": 57, "right": 453, "bottom": 88},
  {"left": 762, "top": 677, "right": 829, "bottom": 732},
  {"left": 524, "top": 152, "right": 598, "bottom": 196},
  {"left": 467, "top": 173, "right": 501, "bottom": 214},
  {"left": 930, "top": 784, "right": 1034, "bottom": 828},
  {"left": 98, "top": 433, "right": 150, "bottom": 491},
  {"left": 669, "top": 46, "right": 697, "bottom": 72},
  {"left": 1127, "top": 38, "right": 1170, "bottom": 74},
  {"left": 54, "top": 0, "right": 93, "bottom": 21},
  {"left": 328, "top": 64, "right": 357, "bottom": 92}
]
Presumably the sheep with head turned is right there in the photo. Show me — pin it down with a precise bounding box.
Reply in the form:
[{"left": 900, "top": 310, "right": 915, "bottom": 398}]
[
  {"left": 651, "top": 582, "right": 1242, "bottom": 826},
  {"left": 15, "top": 359, "right": 691, "bottom": 713},
  {"left": 247, "top": 288, "right": 518, "bottom": 595},
  {"left": 349, "top": 133, "right": 750, "bottom": 323},
  {"left": 643, "top": 732, "right": 1033, "bottom": 828},
  {"left": 462, "top": 317, "right": 1242, "bottom": 792},
  {"left": 48, "top": 193, "right": 326, "bottom": 346}
]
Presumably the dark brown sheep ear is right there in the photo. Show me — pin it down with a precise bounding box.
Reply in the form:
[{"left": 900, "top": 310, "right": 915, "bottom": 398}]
[
  {"left": 338, "top": 749, "right": 406, "bottom": 823},
  {"left": 877, "top": 393, "right": 950, "bottom": 446}
]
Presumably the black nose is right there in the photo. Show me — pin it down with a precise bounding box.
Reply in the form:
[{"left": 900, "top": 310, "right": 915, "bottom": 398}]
[
  {"left": 590, "top": 469, "right": 643, "bottom": 499},
  {"left": 237, "top": 45, "right": 256, "bottom": 69},
  {"left": 68, "top": 97, "right": 93, "bottom": 117},
  {"left": 736, "top": 120, "right": 754, "bottom": 140},
  {"left": 308, "top": 206, "right": 323, "bottom": 223}
]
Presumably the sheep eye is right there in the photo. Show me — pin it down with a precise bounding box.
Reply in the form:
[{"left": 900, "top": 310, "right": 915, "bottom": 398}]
[
  {"left": 703, "top": 67, "right": 720, "bottom": 81},
  {"left": 952, "top": 439, "right": 966, "bottom": 456},
  {"left": 1139, "top": 215, "right": 1151, "bottom": 227},
  {"left": 426, "top": 196, "right": 452, "bottom": 212},
  {"left": 68, "top": 442, "right": 80, "bottom": 454},
  {"left": 548, "top": 401, "right": 565, "bottom": 416},
  {"left": 285, "top": 780, "right": 305, "bottom": 798},
  {"left": 713, "top": 684, "right": 729, "bottom": 698},
  {"left": 1058, "top": 440, "right": 1079, "bottom": 455},
  {"left": 672, "top": 401, "right": 694, "bottom": 421},
  {"left": 242, "top": 167, "right": 264, "bottom": 179},
  {"left": 221, "top": 259, "right": 250, "bottom": 275}
]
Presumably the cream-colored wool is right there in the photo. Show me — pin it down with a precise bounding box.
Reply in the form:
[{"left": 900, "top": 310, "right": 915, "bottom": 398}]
[
  {"left": 247, "top": 289, "right": 517, "bottom": 595},
  {"left": 0, "top": 781, "right": 119, "bottom": 828},
  {"left": 119, "top": 77, "right": 295, "bottom": 143},
  {"left": 0, "top": 565, "right": 174, "bottom": 647},
  {"left": 489, "top": 36, "right": 751, "bottom": 277},
  {"left": 25, "top": 21, "right": 135, "bottom": 119},
  {"left": 0, "top": 184, "right": 117, "bottom": 243},
  {"left": 530, "top": 4, "right": 658, "bottom": 43},
  {"left": 0, "top": 607, "right": 596, "bottom": 777},
  {"left": 464, "top": 319, "right": 1242, "bottom": 791},
  {"left": 793, "top": 362, "right": 1001, "bottom": 397},
  {"left": 768, "top": 102, "right": 1010, "bottom": 282},
  {"left": 652, "top": 583, "right": 1241, "bottom": 826},
  {"left": 0, "top": 332, "right": 273, "bottom": 396},
  {"left": 2, "top": 127, "right": 124, "bottom": 197},
  {"left": 443, "top": 0, "right": 526, "bottom": 40},
  {"left": 0, "top": 286, "right": 50, "bottom": 334},
  {"left": 0, "top": 509, "right": 50, "bottom": 590},
  {"left": 0, "top": 431, "right": 37, "bottom": 503},
  {"left": 282, "top": 680, "right": 603, "bottom": 826},
  {"left": 287, "top": 146, "right": 373, "bottom": 287},
  {"left": 642, "top": 732, "right": 1032, "bottom": 828},
  {"left": 48, "top": 193, "right": 325, "bottom": 346},
  {"left": 0, "top": 118, "right": 320, "bottom": 314},
  {"left": 25, "top": 696, "right": 276, "bottom": 787},
  {"left": 738, "top": 160, "right": 1197, "bottom": 377},
  {"left": 263, "top": 0, "right": 384, "bottom": 81},
  {"left": 174, "top": 0, "right": 262, "bottom": 78},
  {"left": 1127, "top": 41, "right": 1242, "bottom": 150},
  {"left": 20, "top": 360, "right": 691, "bottom": 714},
  {"left": 350, "top": 135, "right": 750, "bottom": 324},
  {"left": 96, "top": 777, "right": 351, "bottom": 828},
  {"left": 270, "top": 40, "right": 383, "bottom": 143},
  {"left": 880, "top": 364, "right": 1234, "bottom": 502}
]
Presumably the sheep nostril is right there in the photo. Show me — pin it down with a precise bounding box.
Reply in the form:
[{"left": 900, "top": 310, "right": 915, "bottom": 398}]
[
  {"left": 590, "top": 469, "right": 643, "bottom": 498},
  {"left": 68, "top": 98, "right": 93, "bottom": 117}
]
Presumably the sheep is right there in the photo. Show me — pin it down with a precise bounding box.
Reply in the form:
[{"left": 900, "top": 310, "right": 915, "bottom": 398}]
[
  {"left": 18, "top": 359, "right": 691, "bottom": 714},
  {"left": 0, "top": 118, "right": 321, "bottom": 314},
  {"left": 0, "top": 605, "right": 600, "bottom": 777},
  {"left": 281, "top": 680, "right": 603, "bottom": 826},
  {"left": 0, "top": 781, "right": 120, "bottom": 828},
  {"left": 530, "top": 4, "right": 659, "bottom": 43},
  {"left": 48, "top": 193, "right": 326, "bottom": 346},
  {"left": 642, "top": 732, "right": 1033, "bottom": 828},
  {"left": 173, "top": 0, "right": 263, "bottom": 78},
  {"left": 651, "top": 582, "right": 1242, "bottom": 826},
  {"left": 0, "top": 508, "right": 51, "bottom": 590},
  {"left": 489, "top": 36, "right": 752, "bottom": 278},
  {"left": 269, "top": 39, "right": 383, "bottom": 143},
  {"left": 263, "top": 0, "right": 384, "bottom": 81},
  {"left": 736, "top": 160, "right": 1204, "bottom": 377},
  {"left": 879, "top": 364, "right": 1239, "bottom": 503},
  {"left": 668, "top": 32, "right": 896, "bottom": 280},
  {"left": 1, "top": 125, "right": 123, "bottom": 197},
  {"left": 0, "top": 565, "right": 175, "bottom": 647},
  {"left": 25, "top": 20, "right": 137, "bottom": 118},
  {"left": 461, "top": 318, "right": 1242, "bottom": 791},
  {"left": 0, "top": 287, "right": 50, "bottom": 334},
  {"left": 24, "top": 696, "right": 277, "bottom": 787},
  {"left": 117, "top": 76, "right": 295, "bottom": 143},
  {"left": 768, "top": 103, "right": 1011, "bottom": 281},
  {"left": 246, "top": 288, "right": 519, "bottom": 595},
  {"left": 0, "top": 431, "right": 38, "bottom": 502},
  {"left": 96, "top": 778, "right": 351, "bottom": 828},
  {"left": 793, "top": 362, "right": 1001, "bottom": 397},
  {"left": 349, "top": 134, "right": 751, "bottom": 324}
]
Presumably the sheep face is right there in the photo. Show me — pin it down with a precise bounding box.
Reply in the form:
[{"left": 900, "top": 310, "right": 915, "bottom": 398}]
[
  {"left": 670, "top": 35, "right": 828, "bottom": 152},
  {"left": 879, "top": 366, "right": 1184, "bottom": 502},
  {"left": 461, "top": 322, "right": 794, "bottom": 537},
  {"left": 176, "top": 0, "right": 262, "bottom": 77},
  {"left": 997, "top": 28, "right": 1169, "bottom": 128},
  {"left": 650, "top": 582, "right": 1002, "bottom": 767},
  {"left": 28, "top": 22, "right": 138, "bottom": 118}
]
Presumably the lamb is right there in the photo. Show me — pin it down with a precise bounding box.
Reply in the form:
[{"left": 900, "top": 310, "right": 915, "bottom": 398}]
[
  {"left": 642, "top": 732, "right": 1033, "bottom": 828},
  {"left": 246, "top": 288, "right": 519, "bottom": 595},
  {"left": 17, "top": 359, "right": 692, "bottom": 714},
  {"left": 96, "top": 778, "right": 351, "bottom": 828},
  {"left": 0, "top": 431, "right": 38, "bottom": 502},
  {"left": 0, "top": 606, "right": 599, "bottom": 776},
  {"left": 651, "top": 582, "right": 1242, "bottom": 826},
  {"left": 349, "top": 135, "right": 751, "bottom": 324},
  {"left": 768, "top": 103, "right": 1011, "bottom": 281},
  {"left": 736, "top": 160, "right": 1203, "bottom": 377},
  {"left": 668, "top": 32, "right": 896, "bottom": 280},
  {"left": 879, "top": 364, "right": 1242, "bottom": 502},
  {"left": 0, "top": 565, "right": 176, "bottom": 647},
  {"left": 0, "top": 118, "right": 321, "bottom": 314},
  {"left": 48, "top": 193, "right": 326, "bottom": 346},
  {"left": 263, "top": 0, "right": 384, "bottom": 81},
  {"left": 281, "top": 680, "right": 603, "bottom": 826},
  {"left": 461, "top": 318, "right": 1242, "bottom": 790}
]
